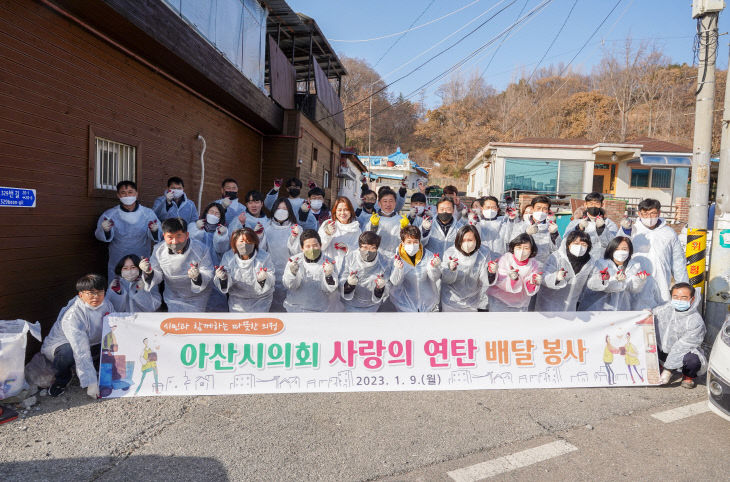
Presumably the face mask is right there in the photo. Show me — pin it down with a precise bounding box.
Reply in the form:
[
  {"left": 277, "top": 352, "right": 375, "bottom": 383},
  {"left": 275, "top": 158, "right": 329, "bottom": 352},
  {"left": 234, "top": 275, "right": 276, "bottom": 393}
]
[
  {"left": 472, "top": 207, "right": 482, "bottom": 216},
  {"left": 586, "top": 207, "right": 603, "bottom": 218},
  {"left": 613, "top": 250, "right": 630, "bottom": 262},
  {"left": 437, "top": 212, "right": 453, "bottom": 224},
  {"left": 206, "top": 214, "right": 220, "bottom": 225},
  {"left": 303, "top": 248, "right": 321, "bottom": 261},
  {"left": 360, "top": 249, "right": 377, "bottom": 263},
  {"left": 224, "top": 191, "right": 238, "bottom": 200},
  {"left": 514, "top": 248, "right": 529, "bottom": 261},
  {"left": 523, "top": 213, "right": 532, "bottom": 222},
  {"left": 415, "top": 206, "right": 426, "bottom": 215},
  {"left": 274, "top": 209, "right": 289, "bottom": 222},
  {"left": 237, "top": 242, "right": 255, "bottom": 256},
  {"left": 363, "top": 202, "right": 375, "bottom": 211},
  {"left": 171, "top": 189, "right": 184, "bottom": 199},
  {"left": 119, "top": 196, "right": 137, "bottom": 206},
  {"left": 483, "top": 209, "right": 498, "bottom": 220},
  {"left": 640, "top": 216, "right": 659, "bottom": 227},
  {"left": 121, "top": 268, "right": 139, "bottom": 282},
  {"left": 671, "top": 299, "right": 691, "bottom": 312},
  {"left": 461, "top": 241, "right": 477, "bottom": 253},
  {"left": 288, "top": 188, "right": 301, "bottom": 198},
  {"left": 310, "top": 199, "right": 323, "bottom": 210},
  {"left": 85, "top": 301, "right": 105, "bottom": 311},
  {"left": 403, "top": 243, "right": 420, "bottom": 256},
  {"left": 532, "top": 211, "right": 548, "bottom": 222},
  {"left": 569, "top": 244, "right": 588, "bottom": 257},
  {"left": 167, "top": 242, "right": 184, "bottom": 253}
]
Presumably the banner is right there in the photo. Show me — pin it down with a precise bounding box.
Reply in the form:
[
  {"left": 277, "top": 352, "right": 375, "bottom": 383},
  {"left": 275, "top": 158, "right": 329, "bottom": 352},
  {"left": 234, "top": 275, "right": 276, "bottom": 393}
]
[{"left": 98, "top": 311, "right": 660, "bottom": 398}]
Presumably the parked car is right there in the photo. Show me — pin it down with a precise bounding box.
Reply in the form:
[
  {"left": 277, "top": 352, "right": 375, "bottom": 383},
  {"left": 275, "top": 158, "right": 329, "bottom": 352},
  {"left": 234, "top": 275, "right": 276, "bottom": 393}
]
[{"left": 707, "top": 317, "right": 730, "bottom": 422}]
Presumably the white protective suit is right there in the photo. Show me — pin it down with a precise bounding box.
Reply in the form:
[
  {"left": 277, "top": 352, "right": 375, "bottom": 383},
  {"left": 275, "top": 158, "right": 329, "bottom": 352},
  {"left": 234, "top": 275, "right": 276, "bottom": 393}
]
[
  {"left": 366, "top": 212, "right": 407, "bottom": 257},
  {"left": 265, "top": 191, "right": 305, "bottom": 213},
  {"left": 355, "top": 207, "right": 376, "bottom": 231},
  {"left": 389, "top": 246, "right": 441, "bottom": 312},
  {"left": 265, "top": 221, "right": 301, "bottom": 312},
  {"left": 152, "top": 193, "right": 198, "bottom": 225},
  {"left": 421, "top": 217, "right": 466, "bottom": 258},
  {"left": 107, "top": 277, "right": 162, "bottom": 312},
  {"left": 144, "top": 239, "right": 214, "bottom": 312},
  {"left": 534, "top": 243, "right": 596, "bottom": 312},
  {"left": 95, "top": 204, "right": 161, "bottom": 281},
  {"left": 41, "top": 296, "right": 114, "bottom": 388},
  {"left": 228, "top": 214, "right": 271, "bottom": 252},
  {"left": 629, "top": 218, "right": 688, "bottom": 303},
  {"left": 580, "top": 258, "right": 647, "bottom": 311},
  {"left": 564, "top": 217, "right": 619, "bottom": 259},
  {"left": 511, "top": 219, "right": 562, "bottom": 265},
  {"left": 440, "top": 246, "right": 496, "bottom": 312},
  {"left": 339, "top": 249, "right": 393, "bottom": 312},
  {"left": 653, "top": 298, "right": 707, "bottom": 375},
  {"left": 188, "top": 222, "right": 230, "bottom": 311},
  {"left": 486, "top": 253, "right": 542, "bottom": 312},
  {"left": 282, "top": 253, "right": 339, "bottom": 312},
  {"left": 475, "top": 215, "right": 510, "bottom": 256},
  {"left": 319, "top": 220, "right": 362, "bottom": 268},
  {"left": 215, "top": 249, "right": 276, "bottom": 313},
  {"left": 216, "top": 197, "right": 246, "bottom": 225}
]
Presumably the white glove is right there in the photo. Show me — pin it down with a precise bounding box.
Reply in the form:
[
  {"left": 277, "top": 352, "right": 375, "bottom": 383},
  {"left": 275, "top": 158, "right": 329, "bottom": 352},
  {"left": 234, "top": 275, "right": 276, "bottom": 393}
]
[
  {"left": 323, "top": 260, "right": 335, "bottom": 277},
  {"left": 578, "top": 218, "right": 589, "bottom": 230},
  {"left": 288, "top": 258, "right": 299, "bottom": 275},
  {"left": 448, "top": 257, "right": 458, "bottom": 271},
  {"left": 148, "top": 220, "right": 158, "bottom": 232},
  {"left": 110, "top": 278, "right": 122, "bottom": 294},
  {"left": 347, "top": 271, "right": 359, "bottom": 286},
  {"left": 256, "top": 267, "right": 268, "bottom": 282},
  {"left": 374, "top": 274, "right": 386, "bottom": 289},
  {"left": 215, "top": 266, "right": 227, "bottom": 280},
  {"left": 238, "top": 212, "right": 247, "bottom": 226},
  {"left": 531, "top": 273, "right": 543, "bottom": 285},
  {"left": 487, "top": 261, "right": 497, "bottom": 274},
  {"left": 273, "top": 178, "right": 282, "bottom": 191},
  {"left": 165, "top": 190, "right": 174, "bottom": 202},
  {"left": 216, "top": 225, "right": 227, "bottom": 236},
  {"left": 408, "top": 207, "right": 417, "bottom": 218},
  {"left": 508, "top": 268, "right": 520, "bottom": 280},
  {"left": 460, "top": 207, "right": 469, "bottom": 218},
  {"left": 101, "top": 218, "right": 113, "bottom": 232},
  {"left": 254, "top": 222, "right": 264, "bottom": 236},
  {"left": 637, "top": 271, "right": 648, "bottom": 280},
  {"left": 526, "top": 224, "right": 538, "bottom": 235},
  {"left": 421, "top": 216, "right": 432, "bottom": 231},
  {"left": 394, "top": 255, "right": 404, "bottom": 270},
  {"left": 556, "top": 268, "right": 567, "bottom": 282},
  {"left": 430, "top": 254, "right": 441, "bottom": 269},
  {"left": 468, "top": 212, "right": 478, "bottom": 225},
  {"left": 196, "top": 219, "right": 205, "bottom": 229},
  {"left": 301, "top": 201, "right": 310, "bottom": 213},
  {"left": 188, "top": 262, "right": 200, "bottom": 280},
  {"left": 290, "top": 225, "right": 302, "bottom": 238},
  {"left": 595, "top": 216, "right": 605, "bottom": 228},
  {"left": 221, "top": 197, "right": 232, "bottom": 208},
  {"left": 87, "top": 382, "right": 100, "bottom": 400},
  {"left": 324, "top": 220, "right": 336, "bottom": 236},
  {"left": 506, "top": 208, "right": 517, "bottom": 220},
  {"left": 621, "top": 217, "right": 633, "bottom": 230},
  {"left": 139, "top": 258, "right": 152, "bottom": 274},
  {"left": 548, "top": 222, "right": 558, "bottom": 234},
  {"left": 615, "top": 270, "right": 626, "bottom": 281}
]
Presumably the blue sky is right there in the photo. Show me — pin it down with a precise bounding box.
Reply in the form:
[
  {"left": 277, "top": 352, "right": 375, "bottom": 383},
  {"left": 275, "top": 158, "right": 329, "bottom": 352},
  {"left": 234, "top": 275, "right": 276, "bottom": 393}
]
[{"left": 289, "top": 0, "right": 729, "bottom": 108}]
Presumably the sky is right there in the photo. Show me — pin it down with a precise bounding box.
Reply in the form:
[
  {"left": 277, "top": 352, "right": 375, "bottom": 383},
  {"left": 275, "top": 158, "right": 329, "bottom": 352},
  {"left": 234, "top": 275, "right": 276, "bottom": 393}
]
[{"left": 288, "top": 0, "right": 730, "bottom": 108}]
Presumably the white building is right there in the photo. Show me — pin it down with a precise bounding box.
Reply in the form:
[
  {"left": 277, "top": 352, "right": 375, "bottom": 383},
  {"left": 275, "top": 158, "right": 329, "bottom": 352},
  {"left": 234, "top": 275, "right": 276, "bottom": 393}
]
[
  {"left": 337, "top": 148, "right": 368, "bottom": 207},
  {"left": 465, "top": 137, "right": 691, "bottom": 207},
  {"left": 359, "top": 147, "right": 429, "bottom": 190}
]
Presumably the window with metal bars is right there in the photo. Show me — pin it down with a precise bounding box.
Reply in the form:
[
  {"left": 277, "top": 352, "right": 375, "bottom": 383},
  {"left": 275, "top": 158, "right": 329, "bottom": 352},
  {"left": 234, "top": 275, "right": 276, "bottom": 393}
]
[{"left": 94, "top": 137, "right": 136, "bottom": 190}]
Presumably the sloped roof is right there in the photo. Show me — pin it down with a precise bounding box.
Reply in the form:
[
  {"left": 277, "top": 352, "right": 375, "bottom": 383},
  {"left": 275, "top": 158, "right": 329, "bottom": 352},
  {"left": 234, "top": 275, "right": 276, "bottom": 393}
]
[
  {"left": 513, "top": 137, "right": 594, "bottom": 146},
  {"left": 626, "top": 137, "right": 691, "bottom": 153}
]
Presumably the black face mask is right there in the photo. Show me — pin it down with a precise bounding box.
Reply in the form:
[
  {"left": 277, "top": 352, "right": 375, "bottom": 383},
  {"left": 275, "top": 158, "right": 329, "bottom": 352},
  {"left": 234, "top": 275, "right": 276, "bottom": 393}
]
[
  {"left": 363, "top": 202, "right": 375, "bottom": 211},
  {"left": 288, "top": 188, "right": 301, "bottom": 198},
  {"left": 437, "top": 212, "right": 453, "bottom": 224},
  {"left": 360, "top": 249, "right": 378, "bottom": 263},
  {"left": 224, "top": 191, "right": 238, "bottom": 200},
  {"left": 586, "top": 207, "right": 604, "bottom": 217}
]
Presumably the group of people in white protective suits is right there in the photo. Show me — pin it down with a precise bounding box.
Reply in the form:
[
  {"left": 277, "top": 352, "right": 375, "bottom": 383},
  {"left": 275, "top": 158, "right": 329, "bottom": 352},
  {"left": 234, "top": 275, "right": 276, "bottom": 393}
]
[{"left": 39, "top": 178, "right": 707, "bottom": 399}]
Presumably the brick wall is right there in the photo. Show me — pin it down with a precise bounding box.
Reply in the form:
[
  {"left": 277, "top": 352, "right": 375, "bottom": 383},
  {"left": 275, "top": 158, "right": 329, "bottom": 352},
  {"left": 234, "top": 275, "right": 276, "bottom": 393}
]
[
  {"left": 570, "top": 199, "right": 627, "bottom": 226},
  {"left": 295, "top": 115, "right": 340, "bottom": 204},
  {"left": 675, "top": 197, "right": 689, "bottom": 224}
]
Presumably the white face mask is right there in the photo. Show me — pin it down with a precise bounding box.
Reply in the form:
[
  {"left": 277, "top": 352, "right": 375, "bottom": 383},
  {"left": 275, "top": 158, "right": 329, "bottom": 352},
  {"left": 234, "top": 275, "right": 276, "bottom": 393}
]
[
  {"left": 483, "top": 209, "right": 498, "bottom": 220},
  {"left": 171, "top": 189, "right": 184, "bottom": 199},
  {"left": 640, "top": 216, "right": 659, "bottom": 227},
  {"left": 310, "top": 199, "right": 323, "bottom": 210},
  {"left": 274, "top": 209, "right": 289, "bottom": 222},
  {"left": 532, "top": 211, "right": 548, "bottom": 222},
  {"left": 523, "top": 213, "right": 532, "bottom": 222},
  {"left": 613, "top": 250, "right": 630, "bottom": 262},
  {"left": 121, "top": 268, "right": 140, "bottom": 282},
  {"left": 119, "top": 196, "right": 137, "bottom": 206},
  {"left": 461, "top": 241, "right": 477, "bottom": 253},
  {"left": 415, "top": 206, "right": 426, "bottom": 215},
  {"left": 514, "top": 248, "right": 529, "bottom": 261},
  {"left": 569, "top": 244, "right": 588, "bottom": 257},
  {"left": 206, "top": 214, "right": 220, "bottom": 225},
  {"left": 403, "top": 243, "right": 420, "bottom": 256}
]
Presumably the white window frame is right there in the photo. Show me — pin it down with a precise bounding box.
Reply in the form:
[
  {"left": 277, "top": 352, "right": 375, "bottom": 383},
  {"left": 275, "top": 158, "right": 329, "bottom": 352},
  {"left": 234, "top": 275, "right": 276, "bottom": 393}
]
[{"left": 94, "top": 137, "right": 136, "bottom": 191}]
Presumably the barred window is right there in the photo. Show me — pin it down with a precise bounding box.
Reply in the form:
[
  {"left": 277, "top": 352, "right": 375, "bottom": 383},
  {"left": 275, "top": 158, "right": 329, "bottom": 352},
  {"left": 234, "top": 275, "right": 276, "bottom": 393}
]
[{"left": 95, "top": 137, "right": 136, "bottom": 190}]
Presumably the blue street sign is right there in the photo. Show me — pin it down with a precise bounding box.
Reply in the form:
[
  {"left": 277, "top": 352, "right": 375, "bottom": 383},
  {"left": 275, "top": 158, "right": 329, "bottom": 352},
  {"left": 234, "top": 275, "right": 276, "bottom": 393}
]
[{"left": 0, "top": 187, "right": 36, "bottom": 208}]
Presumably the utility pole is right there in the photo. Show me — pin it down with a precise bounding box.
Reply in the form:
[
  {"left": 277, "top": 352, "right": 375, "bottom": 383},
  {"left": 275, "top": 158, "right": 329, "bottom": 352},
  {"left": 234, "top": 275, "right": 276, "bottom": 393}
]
[
  {"left": 368, "top": 86, "right": 372, "bottom": 158},
  {"left": 686, "top": 5, "right": 720, "bottom": 300},
  {"left": 705, "top": 38, "right": 730, "bottom": 342}
]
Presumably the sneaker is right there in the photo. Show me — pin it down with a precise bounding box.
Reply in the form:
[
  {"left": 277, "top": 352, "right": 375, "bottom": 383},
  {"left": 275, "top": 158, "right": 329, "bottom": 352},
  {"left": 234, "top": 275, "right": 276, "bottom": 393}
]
[
  {"left": 660, "top": 369, "right": 673, "bottom": 385},
  {"left": 49, "top": 383, "right": 66, "bottom": 397},
  {"left": 681, "top": 376, "right": 696, "bottom": 389}
]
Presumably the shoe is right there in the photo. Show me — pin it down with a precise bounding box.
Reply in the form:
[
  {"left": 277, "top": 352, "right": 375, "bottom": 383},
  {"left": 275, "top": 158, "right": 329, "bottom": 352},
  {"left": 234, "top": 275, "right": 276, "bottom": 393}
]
[
  {"left": 681, "top": 376, "right": 696, "bottom": 389},
  {"left": 660, "top": 369, "right": 673, "bottom": 385},
  {"left": 49, "top": 383, "right": 66, "bottom": 397}
]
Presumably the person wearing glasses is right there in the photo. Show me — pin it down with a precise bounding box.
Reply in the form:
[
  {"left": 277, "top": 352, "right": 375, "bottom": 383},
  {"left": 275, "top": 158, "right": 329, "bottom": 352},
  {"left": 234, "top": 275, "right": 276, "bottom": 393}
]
[{"left": 41, "top": 274, "right": 113, "bottom": 399}]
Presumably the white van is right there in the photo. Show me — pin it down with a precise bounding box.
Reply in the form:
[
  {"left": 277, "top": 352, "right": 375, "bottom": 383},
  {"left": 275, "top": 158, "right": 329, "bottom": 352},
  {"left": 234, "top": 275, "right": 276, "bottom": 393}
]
[{"left": 708, "top": 317, "right": 730, "bottom": 421}]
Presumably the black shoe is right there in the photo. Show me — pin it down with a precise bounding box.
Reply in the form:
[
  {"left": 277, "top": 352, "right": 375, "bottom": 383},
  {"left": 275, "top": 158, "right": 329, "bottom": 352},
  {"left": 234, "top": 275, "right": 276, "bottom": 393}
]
[{"left": 49, "top": 383, "right": 66, "bottom": 397}]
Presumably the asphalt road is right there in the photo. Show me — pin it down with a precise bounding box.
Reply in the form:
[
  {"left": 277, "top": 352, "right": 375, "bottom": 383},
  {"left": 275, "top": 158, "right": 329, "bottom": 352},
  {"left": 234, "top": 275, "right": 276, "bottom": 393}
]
[{"left": 1, "top": 376, "right": 728, "bottom": 481}]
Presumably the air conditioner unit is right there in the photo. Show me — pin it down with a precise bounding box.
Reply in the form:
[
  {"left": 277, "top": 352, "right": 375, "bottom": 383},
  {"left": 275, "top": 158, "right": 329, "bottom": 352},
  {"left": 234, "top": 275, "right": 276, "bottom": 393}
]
[{"left": 692, "top": 0, "right": 725, "bottom": 18}]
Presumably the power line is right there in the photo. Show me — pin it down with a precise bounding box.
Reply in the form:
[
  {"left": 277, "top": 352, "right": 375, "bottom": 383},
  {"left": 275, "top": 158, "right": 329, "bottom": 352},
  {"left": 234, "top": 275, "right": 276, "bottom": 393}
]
[
  {"left": 373, "top": 0, "right": 436, "bottom": 68},
  {"left": 479, "top": 0, "right": 530, "bottom": 78},
  {"left": 524, "top": 0, "right": 577, "bottom": 84}
]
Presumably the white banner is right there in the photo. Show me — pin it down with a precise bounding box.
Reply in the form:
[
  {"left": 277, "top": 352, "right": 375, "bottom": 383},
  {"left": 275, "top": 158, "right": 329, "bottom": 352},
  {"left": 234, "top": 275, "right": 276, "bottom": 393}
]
[{"left": 98, "top": 311, "right": 660, "bottom": 398}]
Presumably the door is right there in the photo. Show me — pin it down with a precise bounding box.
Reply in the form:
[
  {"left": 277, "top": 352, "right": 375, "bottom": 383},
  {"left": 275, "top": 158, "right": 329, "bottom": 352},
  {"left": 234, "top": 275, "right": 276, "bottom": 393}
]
[{"left": 592, "top": 163, "right": 617, "bottom": 194}]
